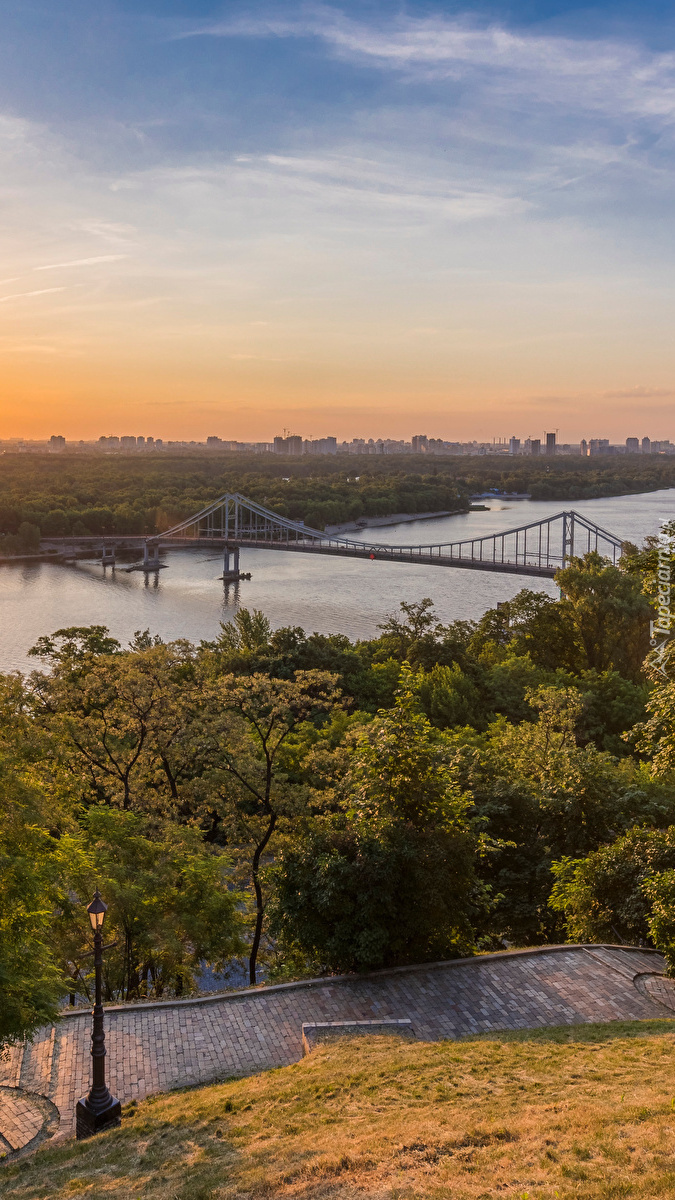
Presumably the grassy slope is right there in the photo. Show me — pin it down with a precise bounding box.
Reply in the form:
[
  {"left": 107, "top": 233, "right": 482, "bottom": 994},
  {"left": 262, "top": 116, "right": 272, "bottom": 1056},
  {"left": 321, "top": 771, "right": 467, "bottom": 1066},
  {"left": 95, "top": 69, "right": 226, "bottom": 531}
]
[{"left": 4, "top": 1022, "right": 675, "bottom": 1199}]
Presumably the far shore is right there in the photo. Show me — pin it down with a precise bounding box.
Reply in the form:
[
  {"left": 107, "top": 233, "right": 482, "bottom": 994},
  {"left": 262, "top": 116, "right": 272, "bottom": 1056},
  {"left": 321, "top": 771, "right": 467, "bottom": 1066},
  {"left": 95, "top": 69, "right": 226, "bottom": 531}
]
[{"left": 324, "top": 509, "right": 465, "bottom": 535}]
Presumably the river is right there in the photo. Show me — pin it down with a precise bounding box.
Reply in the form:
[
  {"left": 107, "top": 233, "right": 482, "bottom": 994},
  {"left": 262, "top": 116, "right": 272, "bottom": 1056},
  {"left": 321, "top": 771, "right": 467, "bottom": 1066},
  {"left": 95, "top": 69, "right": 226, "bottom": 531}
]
[{"left": 1, "top": 488, "right": 673, "bottom": 674}]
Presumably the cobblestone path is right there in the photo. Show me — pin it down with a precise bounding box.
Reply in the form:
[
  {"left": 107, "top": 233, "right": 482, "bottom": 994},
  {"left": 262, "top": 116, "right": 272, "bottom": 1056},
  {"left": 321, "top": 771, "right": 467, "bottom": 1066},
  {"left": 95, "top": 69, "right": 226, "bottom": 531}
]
[{"left": 0, "top": 944, "right": 670, "bottom": 1155}]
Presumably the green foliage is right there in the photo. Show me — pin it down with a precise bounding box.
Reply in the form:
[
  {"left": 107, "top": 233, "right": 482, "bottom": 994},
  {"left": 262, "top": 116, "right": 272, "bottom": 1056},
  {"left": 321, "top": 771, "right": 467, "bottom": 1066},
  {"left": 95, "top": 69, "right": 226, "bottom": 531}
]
[
  {"left": 634, "top": 680, "right": 675, "bottom": 775},
  {"left": 0, "top": 452, "right": 467, "bottom": 545},
  {"left": 59, "top": 807, "right": 245, "bottom": 1002},
  {"left": 449, "top": 687, "right": 675, "bottom": 945},
  {"left": 268, "top": 670, "right": 484, "bottom": 971},
  {"left": 198, "top": 669, "right": 341, "bottom": 983},
  {"left": 268, "top": 817, "right": 480, "bottom": 972},
  {"left": 550, "top": 826, "right": 675, "bottom": 946},
  {"left": 556, "top": 552, "right": 652, "bottom": 678},
  {"left": 644, "top": 870, "right": 675, "bottom": 973},
  {"left": 0, "top": 761, "right": 69, "bottom": 1048},
  {"left": 1, "top": 450, "right": 675, "bottom": 550}
]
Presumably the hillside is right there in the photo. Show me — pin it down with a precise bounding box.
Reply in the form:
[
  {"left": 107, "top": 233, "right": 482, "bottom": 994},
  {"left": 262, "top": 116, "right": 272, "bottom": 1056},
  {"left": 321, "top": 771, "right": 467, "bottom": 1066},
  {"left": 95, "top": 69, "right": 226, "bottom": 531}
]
[{"left": 4, "top": 1022, "right": 675, "bottom": 1199}]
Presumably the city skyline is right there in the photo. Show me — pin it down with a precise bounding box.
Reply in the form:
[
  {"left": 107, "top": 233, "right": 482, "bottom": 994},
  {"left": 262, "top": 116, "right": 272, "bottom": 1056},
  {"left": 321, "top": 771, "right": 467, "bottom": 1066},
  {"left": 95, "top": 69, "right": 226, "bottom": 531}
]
[
  {"left": 0, "top": 1, "right": 674, "bottom": 439},
  {"left": 6, "top": 428, "right": 675, "bottom": 457}
]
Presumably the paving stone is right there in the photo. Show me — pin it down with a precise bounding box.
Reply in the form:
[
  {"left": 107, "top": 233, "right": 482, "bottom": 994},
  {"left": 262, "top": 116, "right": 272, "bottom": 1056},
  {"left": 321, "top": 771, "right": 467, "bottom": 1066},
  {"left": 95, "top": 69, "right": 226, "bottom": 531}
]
[
  {"left": 0, "top": 945, "right": 668, "bottom": 1148},
  {"left": 0, "top": 1089, "right": 45, "bottom": 1153}
]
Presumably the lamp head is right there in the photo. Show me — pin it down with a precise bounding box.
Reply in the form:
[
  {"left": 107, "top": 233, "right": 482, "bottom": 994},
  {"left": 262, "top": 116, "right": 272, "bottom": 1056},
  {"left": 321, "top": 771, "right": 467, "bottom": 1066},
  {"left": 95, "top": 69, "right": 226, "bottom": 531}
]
[{"left": 87, "top": 889, "right": 107, "bottom": 931}]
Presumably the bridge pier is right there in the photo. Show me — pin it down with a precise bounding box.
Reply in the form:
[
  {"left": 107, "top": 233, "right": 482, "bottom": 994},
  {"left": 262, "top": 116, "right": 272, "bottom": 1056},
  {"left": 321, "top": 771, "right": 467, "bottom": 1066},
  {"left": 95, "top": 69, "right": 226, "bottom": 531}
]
[
  {"left": 220, "top": 545, "right": 250, "bottom": 581},
  {"left": 127, "top": 540, "right": 168, "bottom": 573},
  {"left": 101, "top": 542, "right": 116, "bottom": 568}
]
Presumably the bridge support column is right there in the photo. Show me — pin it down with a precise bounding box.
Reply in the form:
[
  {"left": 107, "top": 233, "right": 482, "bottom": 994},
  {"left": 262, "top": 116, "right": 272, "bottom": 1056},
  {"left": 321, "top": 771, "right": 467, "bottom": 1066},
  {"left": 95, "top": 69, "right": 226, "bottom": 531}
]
[
  {"left": 126, "top": 539, "right": 167, "bottom": 573},
  {"left": 101, "top": 543, "right": 116, "bottom": 568},
  {"left": 221, "top": 545, "right": 246, "bottom": 581}
]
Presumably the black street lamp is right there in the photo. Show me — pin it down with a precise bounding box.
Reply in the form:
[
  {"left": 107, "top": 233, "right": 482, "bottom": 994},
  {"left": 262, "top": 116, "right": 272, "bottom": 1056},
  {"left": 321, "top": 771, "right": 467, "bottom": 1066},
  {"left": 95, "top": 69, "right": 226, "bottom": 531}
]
[{"left": 75, "top": 890, "right": 122, "bottom": 1139}]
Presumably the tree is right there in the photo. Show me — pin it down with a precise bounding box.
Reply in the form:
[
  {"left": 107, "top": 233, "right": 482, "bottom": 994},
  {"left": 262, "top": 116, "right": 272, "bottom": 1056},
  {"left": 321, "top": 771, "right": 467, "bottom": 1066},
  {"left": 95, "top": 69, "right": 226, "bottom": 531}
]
[
  {"left": 450, "top": 686, "right": 675, "bottom": 944},
  {"left": 644, "top": 870, "right": 675, "bottom": 974},
  {"left": 268, "top": 667, "right": 484, "bottom": 972},
  {"left": 57, "top": 807, "right": 245, "bottom": 1003},
  {"left": 0, "top": 715, "right": 71, "bottom": 1049},
  {"left": 373, "top": 598, "right": 445, "bottom": 669},
  {"left": 555, "top": 552, "right": 651, "bottom": 680},
  {"left": 202, "top": 670, "right": 341, "bottom": 984},
  {"left": 550, "top": 826, "right": 675, "bottom": 946},
  {"left": 29, "top": 629, "right": 200, "bottom": 814},
  {"left": 634, "top": 680, "right": 675, "bottom": 776}
]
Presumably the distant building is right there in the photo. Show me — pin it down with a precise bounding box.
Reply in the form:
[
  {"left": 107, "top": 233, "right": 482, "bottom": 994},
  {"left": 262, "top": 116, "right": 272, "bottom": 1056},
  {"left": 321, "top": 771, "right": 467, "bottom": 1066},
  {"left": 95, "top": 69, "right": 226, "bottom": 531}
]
[
  {"left": 120, "top": 436, "right": 137, "bottom": 450},
  {"left": 206, "top": 436, "right": 223, "bottom": 446},
  {"left": 626, "top": 437, "right": 639, "bottom": 453},
  {"left": 589, "top": 438, "right": 610, "bottom": 456},
  {"left": 274, "top": 435, "right": 303, "bottom": 455},
  {"left": 49, "top": 435, "right": 66, "bottom": 451},
  {"left": 303, "top": 437, "right": 337, "bottom": 455},
  {"left": 509, "top": 437, "right": 520, "bottom": 455},
  {"left": 580, "top": 439, "right": 588, "bottom": 456},
  {"left": 545, "top": 432, "right": 556, "bottom": 456},
  {"left": 525, "top": 438, "right": 541, "bottom": 456},
  {"left": 642, "top": 436, "right": 651, "bottom": 454},
  {"left": 412, "top": 434, "right": 428, "bottom": 453}
]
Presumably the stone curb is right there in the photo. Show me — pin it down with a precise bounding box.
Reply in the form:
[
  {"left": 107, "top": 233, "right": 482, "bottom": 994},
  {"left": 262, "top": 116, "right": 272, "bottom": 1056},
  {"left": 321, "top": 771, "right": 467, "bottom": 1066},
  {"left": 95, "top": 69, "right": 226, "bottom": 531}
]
[
  {"left": 57, "top": 943, "right": 664, "bottom": 1020},
  {"left": 301, "top": 1018, "right": 415, "bottom": 1056}
]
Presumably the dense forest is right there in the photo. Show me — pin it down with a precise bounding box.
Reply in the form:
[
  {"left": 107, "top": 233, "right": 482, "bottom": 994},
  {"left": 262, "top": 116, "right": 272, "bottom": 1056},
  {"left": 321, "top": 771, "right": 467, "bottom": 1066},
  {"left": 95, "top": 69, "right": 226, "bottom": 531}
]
[
  {"left": 3, "top": 530, "right": 675, "bottom": 1050},
  {"left": 1, "top": 451, "right": 675, "bottom": 552}
]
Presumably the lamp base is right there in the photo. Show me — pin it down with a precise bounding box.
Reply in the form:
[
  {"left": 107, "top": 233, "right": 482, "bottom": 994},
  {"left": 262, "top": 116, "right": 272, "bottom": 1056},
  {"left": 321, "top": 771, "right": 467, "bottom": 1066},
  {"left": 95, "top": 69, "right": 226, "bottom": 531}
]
[{"left": 75, "top": 1095, "right": 122, "bottom": 1140}]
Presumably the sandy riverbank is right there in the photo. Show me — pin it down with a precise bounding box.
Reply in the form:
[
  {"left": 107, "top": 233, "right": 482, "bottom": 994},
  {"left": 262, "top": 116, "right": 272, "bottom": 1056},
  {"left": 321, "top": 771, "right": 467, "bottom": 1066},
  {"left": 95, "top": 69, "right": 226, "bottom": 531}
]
[{"left": 324, "top": 509, "right": 465, "bottom": 535}]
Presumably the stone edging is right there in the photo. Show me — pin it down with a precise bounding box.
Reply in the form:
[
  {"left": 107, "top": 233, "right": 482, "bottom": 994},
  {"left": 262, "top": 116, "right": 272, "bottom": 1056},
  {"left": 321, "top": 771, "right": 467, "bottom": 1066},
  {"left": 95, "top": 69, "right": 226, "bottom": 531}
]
[
  {"left": 57, "top": 943, "right": 663, "bottom": 1022},
  {"left": 0, "top": 1088, "right": 60, "bottom": 1162}
]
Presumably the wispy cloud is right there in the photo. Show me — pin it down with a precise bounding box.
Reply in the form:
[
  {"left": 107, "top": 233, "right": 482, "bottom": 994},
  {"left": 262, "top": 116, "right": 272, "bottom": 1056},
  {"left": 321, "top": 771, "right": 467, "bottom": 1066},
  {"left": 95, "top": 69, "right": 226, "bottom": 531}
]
[
  {"left": 604, "top": 386, "right": 675, "bottom": 399},
  {"left": 0, "top": 287, "right": 66, "bottom": 303},
  {"left": 33, "top": 255, "right": 127, "bottom": 271},
  {"left": 182, "top": 7, "right": 675, "bottom": 119}
]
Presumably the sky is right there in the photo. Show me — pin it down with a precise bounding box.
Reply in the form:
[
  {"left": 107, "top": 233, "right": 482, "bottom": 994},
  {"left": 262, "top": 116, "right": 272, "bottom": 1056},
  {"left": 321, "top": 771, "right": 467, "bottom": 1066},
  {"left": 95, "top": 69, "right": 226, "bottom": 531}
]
[{"left": 1, "top": 0, "right": 674, "bottom": 443}]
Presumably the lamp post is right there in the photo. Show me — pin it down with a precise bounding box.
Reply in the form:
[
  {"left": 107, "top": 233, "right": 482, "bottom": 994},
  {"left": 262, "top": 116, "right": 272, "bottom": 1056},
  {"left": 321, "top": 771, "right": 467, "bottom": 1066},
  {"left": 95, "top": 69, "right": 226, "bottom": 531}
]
[{"left": 75, "top": 890, "right": 122, "bottom": 1139}]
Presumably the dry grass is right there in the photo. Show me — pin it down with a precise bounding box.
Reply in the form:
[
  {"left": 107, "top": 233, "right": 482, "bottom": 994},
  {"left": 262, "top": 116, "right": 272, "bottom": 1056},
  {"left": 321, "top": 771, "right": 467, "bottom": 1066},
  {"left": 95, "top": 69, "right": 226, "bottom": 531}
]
[{"left": 4, "top": 1020, "right": 675, "bottom": 1199}]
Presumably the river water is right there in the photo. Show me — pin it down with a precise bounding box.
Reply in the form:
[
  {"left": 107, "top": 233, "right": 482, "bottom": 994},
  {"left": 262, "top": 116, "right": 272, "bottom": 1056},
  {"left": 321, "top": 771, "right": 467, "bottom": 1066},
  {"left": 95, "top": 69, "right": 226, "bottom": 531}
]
[{"left": 1, "top": 488, "right": 673, "bottom": 674}]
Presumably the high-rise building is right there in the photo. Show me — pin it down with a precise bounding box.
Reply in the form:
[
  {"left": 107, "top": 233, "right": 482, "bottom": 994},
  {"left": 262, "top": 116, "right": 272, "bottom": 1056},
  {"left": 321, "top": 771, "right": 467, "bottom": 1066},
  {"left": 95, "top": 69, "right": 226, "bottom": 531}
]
[
  {"left": 626, "top": 437, "right": 639, "bottom": 453},
  {"left": 303, "top": 436, "right": 338, "bottom": 455},
  {"left": 526, "top": 438, "right": 541, "bottom": 456},
  {"left": 642, "top": 437, "right": 651, "bottom": 454},
  {"left": 580, "top": 439, "right": 588, "bottom": 456},
  {"left": 206, "top": 436, "right": 223, "bottom": 446},
  {"left": 589, "top": 438, "right": 610, "bottom": 455},
  {"left": 412, "top": 434, "right": 428, "bottom": 453},
  {"left": 509, "top": 437, "right": 520, "bottom": 455},
  {"left": 545, "top": 432, "right": 556, "bottom": 456},
  {"left": 49, "top": 434, "right": 66, "bottom": 451},
  {"left": 274, "top": 434, "right": 303, "bottom": 455},
  {"left": 120, "top": 435, "right": 137, "bottom": 449}
]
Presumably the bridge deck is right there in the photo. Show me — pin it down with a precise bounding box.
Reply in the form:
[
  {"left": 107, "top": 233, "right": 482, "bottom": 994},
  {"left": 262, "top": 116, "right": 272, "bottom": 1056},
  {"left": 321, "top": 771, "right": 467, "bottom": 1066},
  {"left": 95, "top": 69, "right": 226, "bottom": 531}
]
[{"left": 40, "top": 535, "right": 559, "bottom": 577}]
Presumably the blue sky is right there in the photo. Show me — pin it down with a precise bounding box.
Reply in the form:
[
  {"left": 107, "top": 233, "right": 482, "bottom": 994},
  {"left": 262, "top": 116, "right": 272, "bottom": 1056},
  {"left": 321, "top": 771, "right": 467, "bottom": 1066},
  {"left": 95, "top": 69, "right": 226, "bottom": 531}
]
[{"left": 0, "top": 0, "right": 674, "bottom": 441}]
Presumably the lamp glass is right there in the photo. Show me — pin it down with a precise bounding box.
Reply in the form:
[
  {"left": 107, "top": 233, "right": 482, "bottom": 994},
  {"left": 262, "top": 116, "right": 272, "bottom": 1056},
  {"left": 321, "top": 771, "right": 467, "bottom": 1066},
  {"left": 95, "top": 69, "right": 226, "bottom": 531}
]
[{"left": 87, "top": 890, "right": 107, "bottom": 931}]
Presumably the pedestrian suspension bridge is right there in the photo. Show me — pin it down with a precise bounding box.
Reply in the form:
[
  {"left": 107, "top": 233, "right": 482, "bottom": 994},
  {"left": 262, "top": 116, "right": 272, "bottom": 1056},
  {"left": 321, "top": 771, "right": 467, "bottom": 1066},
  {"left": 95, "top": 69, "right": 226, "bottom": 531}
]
[{"left": 41, "top": 493, "right": 625, "bottom": 580}]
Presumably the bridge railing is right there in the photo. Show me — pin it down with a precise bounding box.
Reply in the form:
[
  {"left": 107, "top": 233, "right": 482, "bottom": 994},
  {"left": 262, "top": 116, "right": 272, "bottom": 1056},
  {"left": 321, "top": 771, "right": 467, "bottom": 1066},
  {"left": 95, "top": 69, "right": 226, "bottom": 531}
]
[{"left": 160, "top": 495, "right": 625, "bottom": 573}]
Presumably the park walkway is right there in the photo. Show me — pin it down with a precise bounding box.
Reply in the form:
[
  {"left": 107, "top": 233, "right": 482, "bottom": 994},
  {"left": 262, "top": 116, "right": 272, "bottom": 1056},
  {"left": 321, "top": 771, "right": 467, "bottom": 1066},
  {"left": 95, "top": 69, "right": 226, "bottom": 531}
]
[{"left": 1, "top": 944, "right": 672, "bottom": 1158}]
